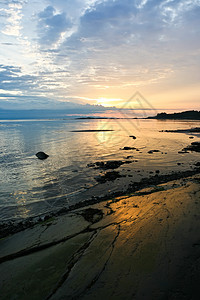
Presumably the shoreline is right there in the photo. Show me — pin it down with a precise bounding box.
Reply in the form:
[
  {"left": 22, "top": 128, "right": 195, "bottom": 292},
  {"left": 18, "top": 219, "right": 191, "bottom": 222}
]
[
  {"left": 0, "top": 173, "right": 200, "bottom": 299},
  {"left": 1, "top": 120, "right": 200, "bottom": 237},
  {"left": 1, "top": 166, "right": 200, "bottom": 238}
]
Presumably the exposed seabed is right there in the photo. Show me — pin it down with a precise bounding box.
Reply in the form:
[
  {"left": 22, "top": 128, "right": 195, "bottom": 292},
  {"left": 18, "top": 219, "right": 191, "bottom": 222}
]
[{"left": 0, "top": 172, "right": 200, "bottom": 299}]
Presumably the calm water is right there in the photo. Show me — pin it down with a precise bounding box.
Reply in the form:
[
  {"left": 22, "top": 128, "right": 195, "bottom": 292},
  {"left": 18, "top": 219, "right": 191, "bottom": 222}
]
[{"left": 0, "top": 118, "right": 200, "bottom": 222}]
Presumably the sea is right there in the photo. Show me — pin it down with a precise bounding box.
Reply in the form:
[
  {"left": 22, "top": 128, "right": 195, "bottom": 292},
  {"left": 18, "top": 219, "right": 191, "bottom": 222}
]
[{"left": 0, "top": 115, "right": 200, "bottom": 223}]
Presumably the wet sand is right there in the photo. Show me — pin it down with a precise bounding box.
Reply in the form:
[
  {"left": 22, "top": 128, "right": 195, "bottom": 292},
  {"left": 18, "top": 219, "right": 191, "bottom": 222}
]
[{"left": 0, "top": 173, "right": 200, "bottom": 299}]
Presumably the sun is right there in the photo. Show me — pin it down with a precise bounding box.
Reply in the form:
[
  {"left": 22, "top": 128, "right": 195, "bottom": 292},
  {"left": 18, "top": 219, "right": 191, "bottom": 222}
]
[
  {"left": 96, "top": 97, "right": 110, "bottom": 107},
  {"left": 96, "top": 97, "right": 123, "bottom": 107}
]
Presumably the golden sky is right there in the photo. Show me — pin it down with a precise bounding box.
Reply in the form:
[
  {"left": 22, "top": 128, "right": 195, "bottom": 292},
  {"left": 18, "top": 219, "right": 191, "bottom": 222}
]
[{"left": 0, "top": 0, "right": 200, "bottom": 111}]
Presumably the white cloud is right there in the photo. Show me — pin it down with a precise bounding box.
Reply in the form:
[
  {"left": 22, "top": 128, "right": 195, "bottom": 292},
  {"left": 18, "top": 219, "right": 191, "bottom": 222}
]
[
  {"left": 0, "top": 0, "right": 200, "bottom": 108},
  {"left": 1, "top": 1, "right": 25, "bottom": 36}
]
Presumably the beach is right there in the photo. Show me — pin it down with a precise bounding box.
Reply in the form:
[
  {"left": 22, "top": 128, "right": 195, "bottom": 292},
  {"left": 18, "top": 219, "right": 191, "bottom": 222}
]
[
  {"left": 0, "top": 118, "right": 200, "bottom": 299},
  {"left": 1, "top": 172, "right": 200, "bottom": 299}
]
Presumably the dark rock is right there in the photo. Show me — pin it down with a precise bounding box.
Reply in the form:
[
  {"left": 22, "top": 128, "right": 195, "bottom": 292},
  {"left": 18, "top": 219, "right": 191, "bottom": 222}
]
[
  {"left": 88, "top": 160, "right": 137, "bottom": 170},
  {"left": 36, "top": 152, "right": 49, "bottom": 160},
  {"left": 87, "top": 163, "right": 95, "bottom": 167},
  {"left": 178, "top": 150, "right": 189, "bottom": 154},
  {"left": 80, "top": 208, "right": 103, "bottom": 223},
  {"left": 103, "top": 161, "right": 123, "bottom": 169},
  {"left": 192, "top": 142, "right": 200, "bottom": 146},
  {"left": 129, "top": 135, "right": 136, "bottom": 139},
  {"left": 161, "top": 127, "right": 200, "bottom": 133},
  {"left": 155, "top": 170, "right": 160, "bottom": 174},
  {"left": 148, "top": 150, "right": 160, "bottom": 154},
  {"left": 183, "top": 142, "right": 200, "bottom": 153},
  {"left": 125, "top": 160, "right": 138, "bottom": 163},
  {"left": 121, "top": 147, "right": 137, "bottom": 150},
  {"left": 96, "top": 162, "right": 105, "bottom": 168},
  {"left": 71, "top": 129, "right": 114, "bottom": 132},
  {"left": 95, "top": 171, "right": 123, "bottom": 183},
  {"left": 195, "top": 162, "right": 200, "bottom": 167}
]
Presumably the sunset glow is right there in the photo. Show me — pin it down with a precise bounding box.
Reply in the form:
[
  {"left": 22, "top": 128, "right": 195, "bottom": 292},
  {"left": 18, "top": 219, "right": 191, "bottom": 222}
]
[
  {"left": 96, "top": 98, "right": 124, "bottom": 107},
  {"left": 0, "top": 0, "right": 199, "bottom": 111}
]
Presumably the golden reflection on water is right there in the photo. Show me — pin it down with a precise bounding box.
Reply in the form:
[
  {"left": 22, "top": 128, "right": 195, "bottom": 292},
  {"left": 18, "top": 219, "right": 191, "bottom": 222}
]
[
  {"left": 1, "top": 118, "right": 200, "bottom": 220},
  {"left": 13, "top": 190, "right": 30, "bottom": 219}
]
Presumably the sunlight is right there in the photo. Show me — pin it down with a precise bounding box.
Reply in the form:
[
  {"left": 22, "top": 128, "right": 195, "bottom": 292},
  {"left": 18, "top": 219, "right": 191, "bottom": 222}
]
[{"left": 96, "top": 97, "right": 124, "bottom": 107}]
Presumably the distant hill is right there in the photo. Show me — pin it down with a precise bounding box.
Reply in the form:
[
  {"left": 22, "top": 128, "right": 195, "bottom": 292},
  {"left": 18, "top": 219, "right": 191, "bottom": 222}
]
[
  {"left": 148, "top": 110, "right": 200, "bottom": 120},
  {"left": 0, "top": 106, "right": 110, "bottom": 120}
]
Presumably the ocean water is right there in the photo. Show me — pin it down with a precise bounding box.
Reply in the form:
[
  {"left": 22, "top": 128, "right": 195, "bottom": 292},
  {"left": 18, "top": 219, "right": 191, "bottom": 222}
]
[{"left": 0, "top": 118, "right": 200, "bottom": 222}]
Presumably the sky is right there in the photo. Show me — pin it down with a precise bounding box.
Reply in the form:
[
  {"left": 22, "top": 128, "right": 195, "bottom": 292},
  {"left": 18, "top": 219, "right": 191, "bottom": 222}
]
[{"left": 0, "top": 0, "right": 200, "bottom": 111}]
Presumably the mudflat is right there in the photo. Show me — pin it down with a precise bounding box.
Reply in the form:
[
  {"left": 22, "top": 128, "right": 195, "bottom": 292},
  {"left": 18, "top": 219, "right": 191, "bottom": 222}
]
[{"left": 0, "top": 174, "right": 200, "bottom": 299}]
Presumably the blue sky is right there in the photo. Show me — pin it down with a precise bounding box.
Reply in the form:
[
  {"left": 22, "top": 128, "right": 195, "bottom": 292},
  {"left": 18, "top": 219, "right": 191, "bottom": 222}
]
[{"left": 0, "top": 0, "right": 200, "bottom": 110}]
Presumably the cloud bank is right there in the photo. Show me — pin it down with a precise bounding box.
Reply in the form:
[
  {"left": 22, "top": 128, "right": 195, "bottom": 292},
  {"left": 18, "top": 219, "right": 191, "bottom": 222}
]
[{"left": 0, "top": 0, "right": 200, "bottom": 109}]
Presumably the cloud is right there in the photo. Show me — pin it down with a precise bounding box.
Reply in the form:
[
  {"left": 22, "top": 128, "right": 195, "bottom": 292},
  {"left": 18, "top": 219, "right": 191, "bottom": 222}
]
[
  {"left": 37, "top": 5, "right": 72, "bottom": 47},
  {"left": 58, "top": 0, "right": 200, "bottom": 77},
  {"left": 0, "top": 1, "right": 25, "bottom": 36},
  {"left": 0, "top": 64, "right": 36, "bottom": 91},
  {"left": 0, "top": 0, "right": 200, "bottom": 109}
]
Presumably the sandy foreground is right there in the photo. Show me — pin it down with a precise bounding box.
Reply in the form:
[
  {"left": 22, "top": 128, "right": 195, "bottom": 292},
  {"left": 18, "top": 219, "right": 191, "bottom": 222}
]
[{"left": 0, "top": 174, "right": 200, "bottom": 300}]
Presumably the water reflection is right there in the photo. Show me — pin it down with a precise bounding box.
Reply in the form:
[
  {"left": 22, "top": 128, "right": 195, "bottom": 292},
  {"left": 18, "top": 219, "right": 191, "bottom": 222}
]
[
  {"left": 14, "top": 190, "right": 30, "bottom": 219},
  {"left": 0, "top": 119, "right": 199, "bottom": 221}
]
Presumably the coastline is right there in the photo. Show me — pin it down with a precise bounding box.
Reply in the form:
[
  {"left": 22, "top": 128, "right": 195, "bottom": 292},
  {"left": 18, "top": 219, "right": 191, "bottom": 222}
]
[
  {"left": 1, "top": 166, "right": 200, "bottom": 238},
  {"left": 0, "top": 172, "right": 200, "bottom": 299}
]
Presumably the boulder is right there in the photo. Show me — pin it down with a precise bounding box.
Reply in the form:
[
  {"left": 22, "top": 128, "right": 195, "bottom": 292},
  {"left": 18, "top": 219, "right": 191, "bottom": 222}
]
[
  {"left": 148, "top": 150, "right": 160, "bottom": 154},
  {"left": 183, "top": 142, "right": 200, "bottom": 153},
  {"left": 36, "top": 152, "right": 49, "bottom": 160},
  {"left": 121, "top": 147, "right": 137, "bottom": 150},
  {"left": 95, "top": 171, "right": 124, "bottom": 183}
]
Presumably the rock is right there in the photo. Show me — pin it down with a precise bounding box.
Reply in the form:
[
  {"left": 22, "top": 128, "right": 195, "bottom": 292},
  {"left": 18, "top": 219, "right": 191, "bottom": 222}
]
[
  {"left": 87, "top": 163, "right": 95, "bottom": 167},
  {"left": 88, "top": 160, "right": 137, "bottom": 170},
  {"left": 148, "top": 150, "right": 160, "bottom": 154},
  {"left": 161, "top": 127, "right": 200, "bottom": 133},
  {"left": 195, "top": 162, "right": 200, "bottom": 167},
  {"left": 121, "top": 147, "right": 137, "bottom": 150},
  {"left": 80, "top": 208, "right": 103, "bottom": 223},
  {"left": 95, "top": 171, "right": 123, "bottom": 183},
  {"left": 36, "top": 152, "right": 49, "bottom": 160},
  {"left": 182, "top": 142, "right": 200, "bottom": 153},
  {"left": 133, "top": 204, "right": 139, "bottom": 208},
  {"left": 95, "top": 162, "right": 105, "bottom": 168},
  {"left": 155, "top": 170, "right": 160, "bottom": 174},
  {"left": 129, "top": 135, "right": 136, "bottom": 139},
  {"left": 178, "top": 150, "right": 189, "bottom": 154},
  {"left": 189, "top": 136, "right": 194, "bottom": 139}
]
